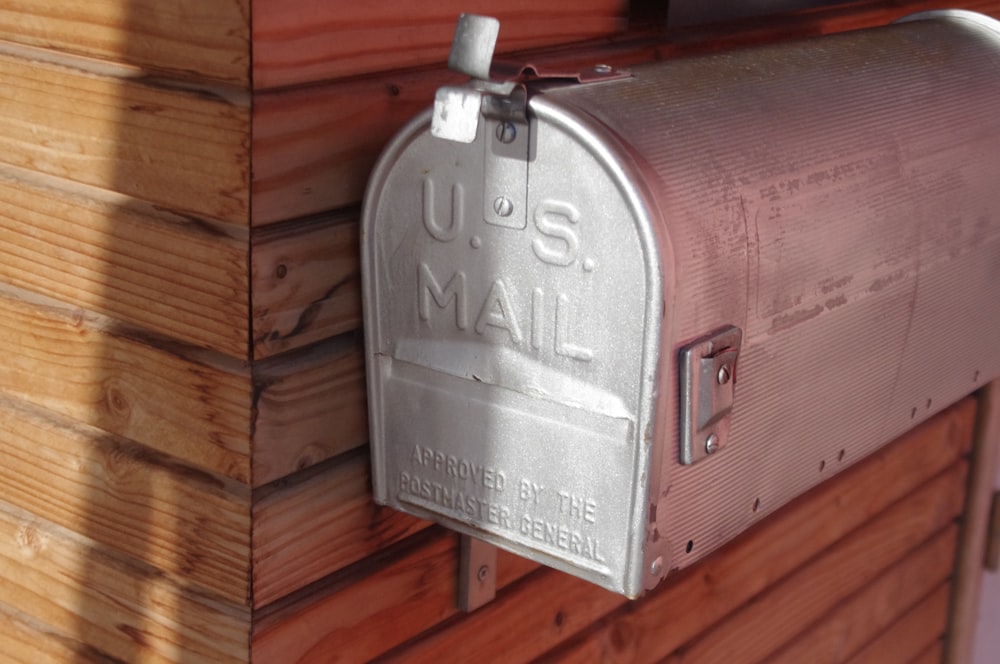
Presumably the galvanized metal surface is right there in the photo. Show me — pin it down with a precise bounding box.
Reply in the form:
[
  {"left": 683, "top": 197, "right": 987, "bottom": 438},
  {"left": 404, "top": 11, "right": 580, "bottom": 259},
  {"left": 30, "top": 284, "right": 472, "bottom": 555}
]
[{"left": 363, "top": 11, "right": 1000, "bottom": 597}]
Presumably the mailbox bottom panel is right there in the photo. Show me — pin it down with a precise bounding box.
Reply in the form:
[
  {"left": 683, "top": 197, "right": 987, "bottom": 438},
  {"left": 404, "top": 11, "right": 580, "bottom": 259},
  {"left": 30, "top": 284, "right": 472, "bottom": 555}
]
[{"left": 373, "top": 358, "right": 646, "bottom": 594}]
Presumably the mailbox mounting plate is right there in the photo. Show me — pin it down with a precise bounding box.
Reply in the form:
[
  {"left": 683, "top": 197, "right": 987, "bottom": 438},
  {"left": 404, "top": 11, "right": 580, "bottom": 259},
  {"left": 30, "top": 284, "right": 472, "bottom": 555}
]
[{"left": 679, "top": 326, "right": 742, "bottom": 465}]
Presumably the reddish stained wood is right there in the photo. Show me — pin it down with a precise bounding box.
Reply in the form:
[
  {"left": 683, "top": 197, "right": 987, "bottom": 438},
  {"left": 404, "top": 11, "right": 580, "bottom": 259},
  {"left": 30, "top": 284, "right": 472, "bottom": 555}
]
[{"left": 251, "top": 0, "right": 628, "bottom": 89}]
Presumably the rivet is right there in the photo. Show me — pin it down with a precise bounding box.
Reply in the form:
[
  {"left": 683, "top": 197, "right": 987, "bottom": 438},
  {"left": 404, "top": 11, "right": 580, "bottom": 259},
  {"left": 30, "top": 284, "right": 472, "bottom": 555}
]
[
  {"left": 593, "top": 64, "right": 613, "bottom": 74},
  {"left": 495, "top": 121, "right": 517, "bottom": 144},
  {"left": 717, "top": 365, "right": 731, "bottom": 385},
  {"left": 705, "top": 434, "right": 720, "bottom": 455},
  {"left": 650, "top": 556, "right": 663, "bottom": 576},
  {"left": 493, "top": 196, "right": 514, "bottom": 217}
]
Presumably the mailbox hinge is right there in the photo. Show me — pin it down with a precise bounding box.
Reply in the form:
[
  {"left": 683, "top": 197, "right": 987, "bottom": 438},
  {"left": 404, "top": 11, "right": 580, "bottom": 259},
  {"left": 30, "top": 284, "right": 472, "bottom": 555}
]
[{"left": 679, "top": 326, "right": 743, "bottom": 465}]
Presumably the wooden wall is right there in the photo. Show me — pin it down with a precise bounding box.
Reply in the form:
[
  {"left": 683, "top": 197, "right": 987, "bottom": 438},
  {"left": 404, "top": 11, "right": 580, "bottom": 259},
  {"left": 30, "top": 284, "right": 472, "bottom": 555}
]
[{"left": 0, "top": 0, "right": 997, "bottom": 662}]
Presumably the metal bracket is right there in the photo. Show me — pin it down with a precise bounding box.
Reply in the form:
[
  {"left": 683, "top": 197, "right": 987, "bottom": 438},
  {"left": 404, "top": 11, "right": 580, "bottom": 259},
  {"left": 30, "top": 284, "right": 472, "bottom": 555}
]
[
  {"left": 679, "top": 325, "right": 743, "bottom": 465},
  {"left": 458, "top": 535, "right": 497, "bottom": 612}
]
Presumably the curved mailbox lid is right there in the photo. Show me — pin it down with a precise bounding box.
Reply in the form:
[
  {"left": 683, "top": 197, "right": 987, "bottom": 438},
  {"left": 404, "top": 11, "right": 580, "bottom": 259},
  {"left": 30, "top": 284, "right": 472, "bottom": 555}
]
[
  {"left": 363, "top": 98, "right": 665, "bottom": 596},
  {"left": 363, "top": 10, "right": 1000, "bottom": 598}
]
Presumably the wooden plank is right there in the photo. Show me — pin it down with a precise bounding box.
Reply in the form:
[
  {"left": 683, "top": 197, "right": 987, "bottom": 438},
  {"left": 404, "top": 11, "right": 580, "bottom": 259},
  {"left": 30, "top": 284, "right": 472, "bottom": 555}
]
[
  {"left": 252, "top": 336, "right": 367, "bottom": 485},
  {"left": 911, "top": 640, "right": 945, "bottom": 664},
  {"left": 0, "top": 40, "right": 249, "bottom": 225},
  {"left": 0, "top": 1, "right": 249, "bottom": 84},
  {"left": 0, "top": 500, "right": 249, "bottom": 663},
  {"left": 0, "top": 391, "right": 250, "bottom": 603},
  {"left": 251, "top": 530, "right": 538, "bottom": 662},
  {"left": 0, "top": 285, "right": 252, "bottom": 482},
  {"left": 396, "top": 461, "right": 969, "bottom": 664},
  {"left": 251, "top": 0, "right": 628, "bottom": 90},
  {"left": 252, "top": 450, "right": 426, "bottom": 607},
  {"left": 252, "top": 213, "right": 360, "bottom": 358},
  {"left": 250, "top": 399, "right": 975, "bottom": 662},
  {"left": 946, "top": 384, "right": 1000, "bottom": 664},
  {"left": 768, "top": 527, "right": 958, "bottom": 664},
  {"left": 0, "top": 164, "right": 248, "bottom": 357},
  {"left": 848, "top": 583, "right": 952, "bottom": 664},
  {"left": 0, "top": 603, "right": 112, "bottom": 664},
  {"left": 658, "top": 523, "right": 960, "bottom": 664},
  {"left": 535, "top": 400, "right": 976, "bottom": 663}
]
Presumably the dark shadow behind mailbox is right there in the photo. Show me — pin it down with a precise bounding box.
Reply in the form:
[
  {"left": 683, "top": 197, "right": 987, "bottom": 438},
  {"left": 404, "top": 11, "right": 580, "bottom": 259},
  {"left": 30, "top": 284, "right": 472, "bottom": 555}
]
[{"left": 362, "top": 11, "right": 1000, "bottom": 597}]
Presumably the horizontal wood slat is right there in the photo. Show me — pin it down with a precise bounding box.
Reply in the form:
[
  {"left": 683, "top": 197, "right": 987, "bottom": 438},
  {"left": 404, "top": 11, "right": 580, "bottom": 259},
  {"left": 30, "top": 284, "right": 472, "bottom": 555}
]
[
  {"left": 656, "top": 523, "right": 960, "bottom": 664},
  {"left": 0, "top": 501, "right": 249, "bottom": 663},
  {"left": 0, "top": 164, "right": 248, "bottom": 357},
  {"left": 846, "top": 583, "right": 952, "bottom": 664},
  {"left": 251, "top": 0, "right": 629, "bottom": 90},
  {"left": 0, "top": 41, "right": 250, "bottom": 225},
  {"left": 0, "top": 0, "right": 249, "bottom": 84},
  {"left": 0, "top": 286, "right": 252, "bottom": 482},
  {"left": 249, "top": 399, "right": 974, "bottom": 662},
  {"left": 395, "top": 460, "right": 969, "bottom": 663},
  {"left": 0, "top": 392, "right": 250, "bottom": 603},
  {"left": 251, "top": 530, "right": 540, "bottom": 661},
  {"left": 252, "top": 337, "right": 366, "bottom": 486},
  {"left": 252, "top": 214, "right": 360, "bottom": 358},
  {"left": 767, "top": 528, "right": 957, "bottom": 664},
  {"left": 0, "top": 603, "right": 109, "bottom": 664},
  {"left": 252, "top": 451, "right": 425, "bottom": 606}
]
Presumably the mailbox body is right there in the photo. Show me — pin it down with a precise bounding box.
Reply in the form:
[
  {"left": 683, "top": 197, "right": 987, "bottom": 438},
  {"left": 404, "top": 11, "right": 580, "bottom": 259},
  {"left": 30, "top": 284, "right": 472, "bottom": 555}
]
[{"left": 362, "top": 11, "right": 1000, "bottom": 597}]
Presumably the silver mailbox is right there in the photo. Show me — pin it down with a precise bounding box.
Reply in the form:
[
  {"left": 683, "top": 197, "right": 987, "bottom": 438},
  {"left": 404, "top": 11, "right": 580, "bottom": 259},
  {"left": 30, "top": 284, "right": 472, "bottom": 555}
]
[{"left": 362, "top": 11, "right": 1000, "bottom": 597}]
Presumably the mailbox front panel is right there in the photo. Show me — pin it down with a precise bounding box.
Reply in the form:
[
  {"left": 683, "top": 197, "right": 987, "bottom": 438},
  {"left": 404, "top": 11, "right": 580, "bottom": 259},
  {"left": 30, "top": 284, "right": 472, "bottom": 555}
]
[
  {"left": 364, "top": 10, "right": 1000, "bottom": 597},
  {"left": 363, "top": 108, "right": 664, "bottom": 594}
]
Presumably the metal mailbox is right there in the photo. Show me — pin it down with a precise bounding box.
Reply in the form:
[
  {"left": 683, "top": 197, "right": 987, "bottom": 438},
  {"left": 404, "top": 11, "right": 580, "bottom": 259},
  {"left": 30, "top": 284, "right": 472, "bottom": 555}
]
[{"left": 362, "top": 10, "right": 1000, "bottom": 597}]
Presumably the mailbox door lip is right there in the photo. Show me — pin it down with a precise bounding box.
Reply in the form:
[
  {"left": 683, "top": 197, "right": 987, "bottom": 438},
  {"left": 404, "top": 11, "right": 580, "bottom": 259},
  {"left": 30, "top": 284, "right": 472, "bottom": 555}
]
[{"left": 361, "top": 97, "right": 673, "bottom": 597}]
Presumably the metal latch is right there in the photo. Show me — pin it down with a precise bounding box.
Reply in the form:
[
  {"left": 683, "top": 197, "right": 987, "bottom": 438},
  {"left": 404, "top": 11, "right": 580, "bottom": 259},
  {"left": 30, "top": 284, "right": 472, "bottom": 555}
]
[{"left": 679, "top": 326, "right": 743, "bottom": 465}]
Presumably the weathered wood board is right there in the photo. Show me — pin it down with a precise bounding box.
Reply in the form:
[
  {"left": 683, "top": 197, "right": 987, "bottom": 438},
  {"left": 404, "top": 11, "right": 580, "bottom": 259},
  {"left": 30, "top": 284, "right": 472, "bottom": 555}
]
[
  {"left": 252, "top": 336, "right": 367, "bottom": 486},
  {"left": 0, "top": 164, "right": 248, "bottom": 357},
  {"left": 0, "top": 500, "right": 250, "bottom": 663},
  {"left": 251, "top": 0, "right": 629, "bottom": 90},
  {"left": 0, "top": 1, "right": 249, "bottom": 83},
  {"left": 0, "top": 41, "right": 249, "bottom": 225},
  {"left": 0, "top": 285, "right": 251, "bottom": 482},
  {"left": 0, "top": 391, "right": 250, "bottom": 603}
]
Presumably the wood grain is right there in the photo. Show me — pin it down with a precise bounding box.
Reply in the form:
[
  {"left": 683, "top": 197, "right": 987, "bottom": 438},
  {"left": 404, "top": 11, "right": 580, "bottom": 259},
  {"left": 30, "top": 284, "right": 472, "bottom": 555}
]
[
  {"left": 0, "top": 164, "right": 248, "bottom": 357},
  {"left": 399, "top": 461, "right": 969, "bottom": 664},
  {"left": 538, "top": 400, "right": 975, "bottom": 663},
  {"left": 250, "top": 399, "right": 974, "bottom": 662},
  {"left": 0, "top": 41, "right": 250, "bottom": 225},
  {"left": 911, "top": 640, "right": 946, "bottom": 664},
  {"left": 0, "top": 1, "right": 249, "bottom": 84},
  {"left": 0, "top": 500, "right": 249, "bottom": 663},
  {"left": 0, "top": 285, "right": 252, "bottom": 482},
  {"left": 252, "top": 336, "right": 367, "bottom": 486},
  {"left": 252, "top": 213, "right": 361, "bottom": 358},
  {"left": 0, "top": 391, "right": 250, "bottom": 603},
  {"left": 251, "top": 0, "right": 628, "bottom": 90},
  {"left": 251, "top": 450, "right": 426, "bottom": 607},
  {"left": 847, "top": 584, "right": 952, "bottom": 664},
  {"left": 0, "top": 603, "right": 110, "bottom": 664},
  {"left": 251, "top": 531, "right": 539, "bottom": 662},
  {"left": 768, "top": 527, "right": 958, "bottom": 664},
  {"left": 657, "top": 507, "right": 962, "bottom": 664}
]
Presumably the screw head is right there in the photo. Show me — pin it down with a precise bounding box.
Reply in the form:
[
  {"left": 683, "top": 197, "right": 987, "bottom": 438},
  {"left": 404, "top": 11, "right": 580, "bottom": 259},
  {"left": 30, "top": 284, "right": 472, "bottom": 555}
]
[
  {"left": 477, "top": 565, "right": 489, "bottom": 582},
  {"left": 717, "top": 364, "right": 731, "bottom": 385},
  {"left": 705, "top": 434, "right": 720, "bottom": 455},
  {"left": 593, "top": 63, "right": 613, "bottom": 74},
  {"left": 650, "top": 556, "right": 663, "bottom": 576},
  {"left": 495, "top": 121, "right": 517, "bottom": 144},
  {"left": 493, "top": 196, "right": 514, "bottom": 217}
]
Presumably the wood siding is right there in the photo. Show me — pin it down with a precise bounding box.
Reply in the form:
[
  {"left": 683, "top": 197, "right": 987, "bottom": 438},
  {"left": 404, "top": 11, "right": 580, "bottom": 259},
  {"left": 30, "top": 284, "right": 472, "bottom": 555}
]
[{"left": 0, "top": 1, "right": 996, "bottom": 661}]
